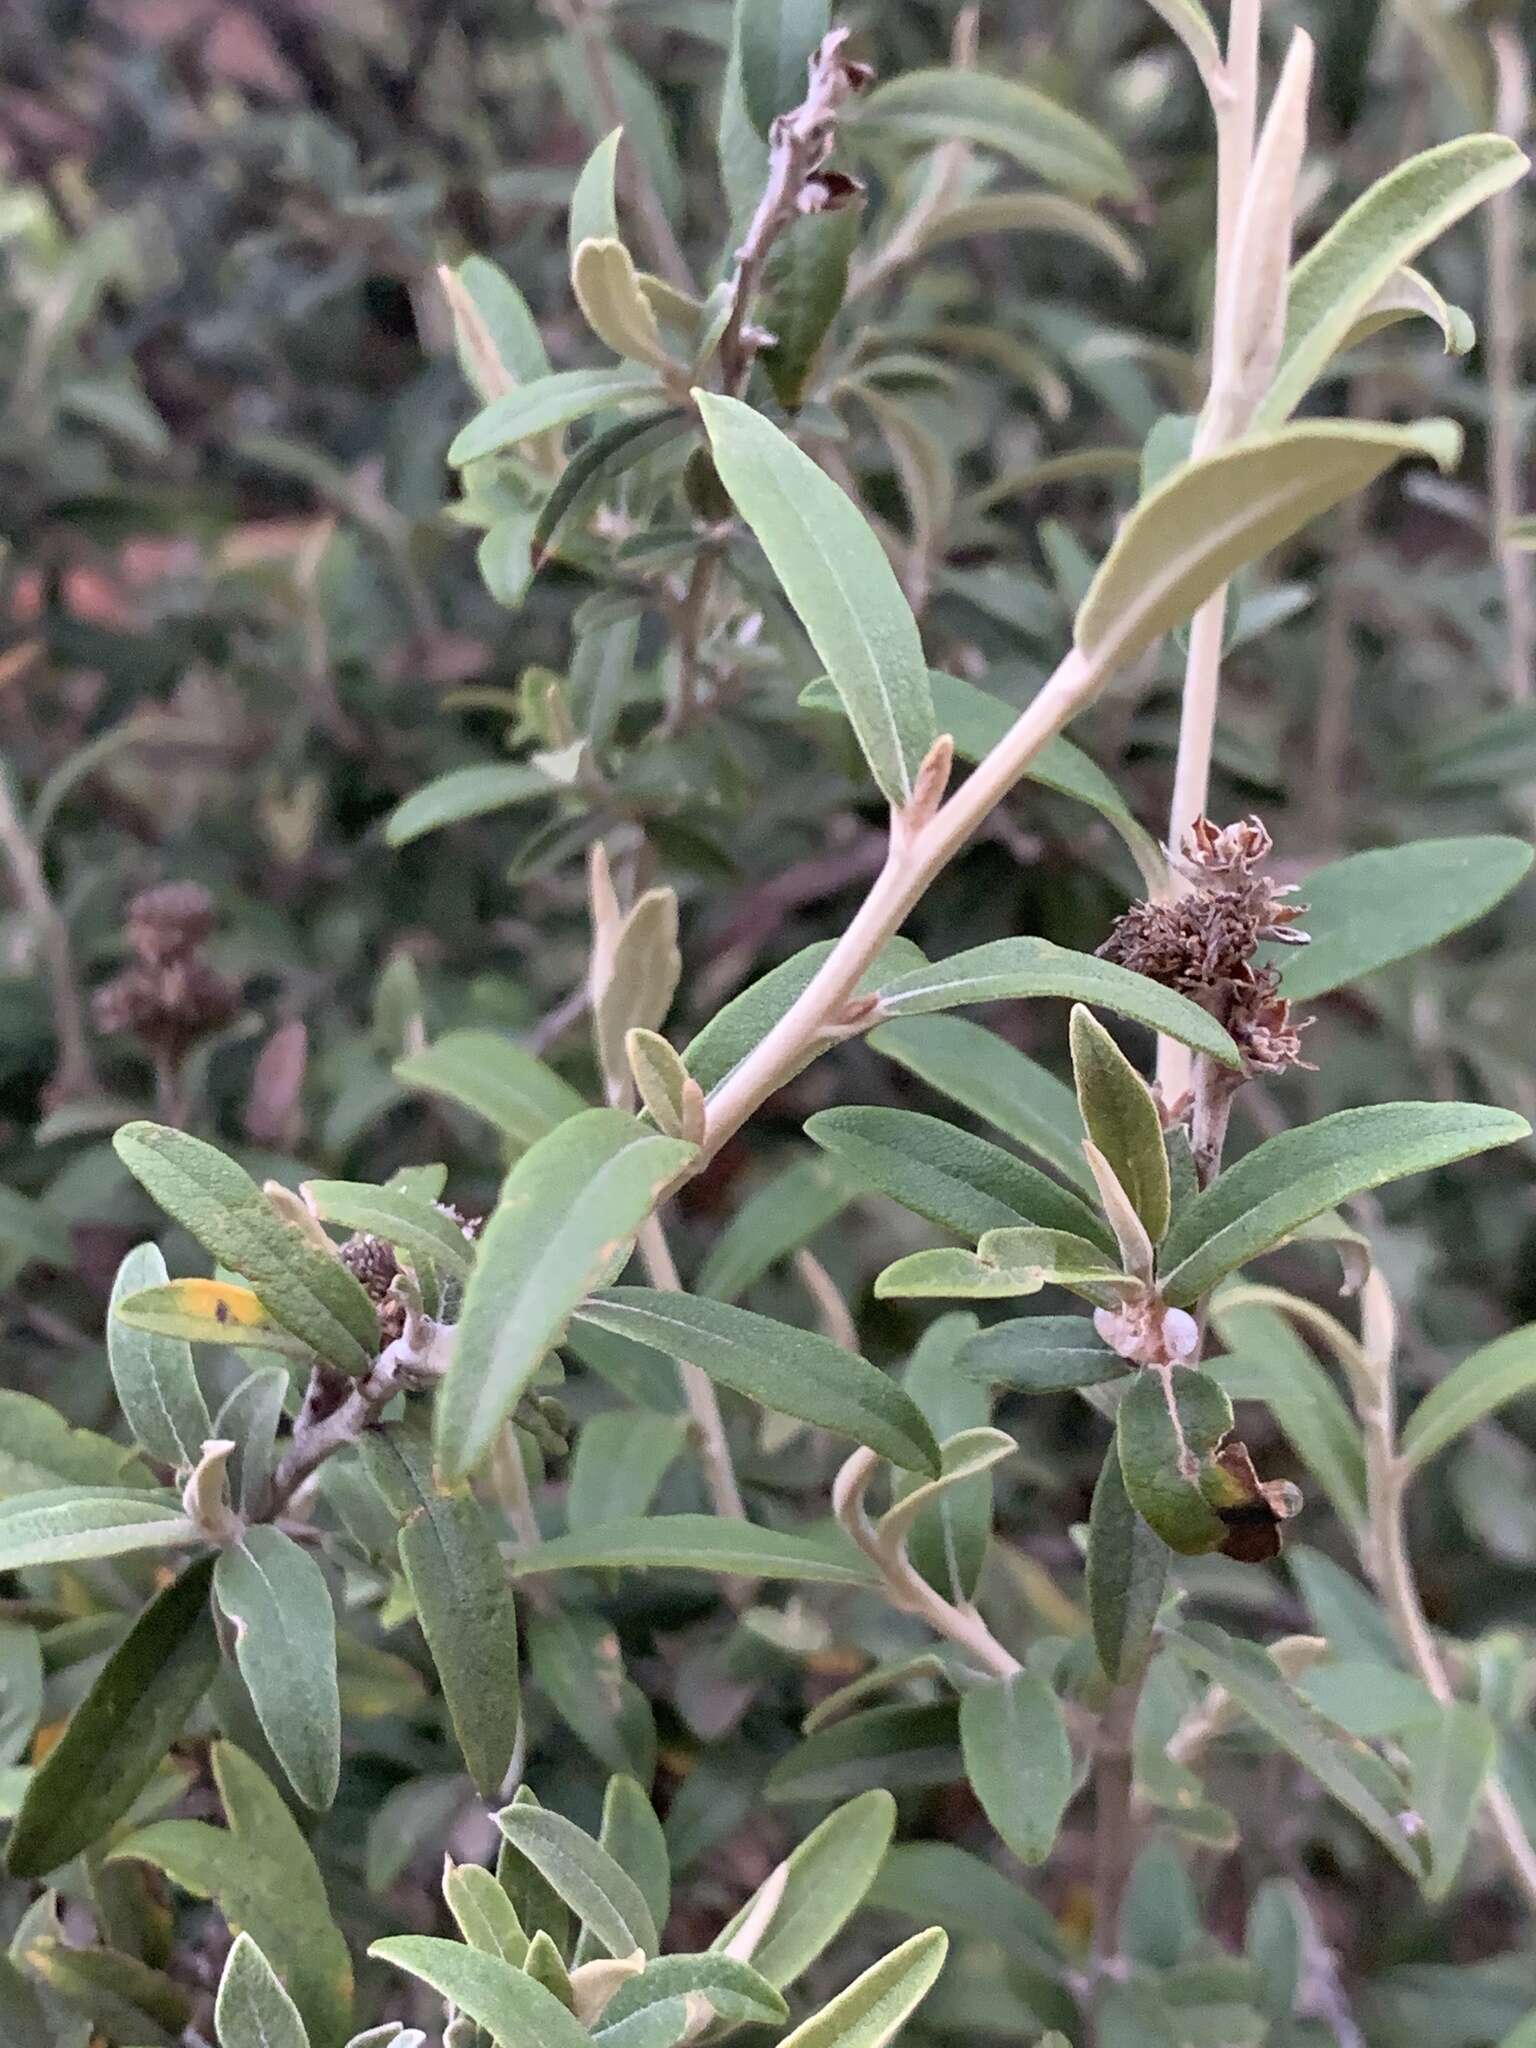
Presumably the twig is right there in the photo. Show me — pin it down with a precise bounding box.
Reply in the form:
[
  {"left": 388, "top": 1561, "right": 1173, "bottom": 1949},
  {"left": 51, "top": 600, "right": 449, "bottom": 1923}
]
[
  {"left": 542, "top": 0, "right": 693, "bottom": 292},
  {"left": 268, "top": 1315, "right": 445, "bottom": 1514},
  {"left": 1485, "top": 24, "right": 1533, "bottom": 701},
  {"left": 0, "top": 760, "right": 97, "bottom": 1101}
]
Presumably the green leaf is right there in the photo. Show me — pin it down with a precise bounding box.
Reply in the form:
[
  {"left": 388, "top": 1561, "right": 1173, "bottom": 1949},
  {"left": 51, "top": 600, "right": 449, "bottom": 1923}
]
[
  {"left": 6, "top": 1554, "right": 218, "bottom": 1879},
  {"left": 603, "top": 1955, "right": 785, "bottom": 2031},
  {"left": 1400, "top": 1324, "right": 1536, "bottom": 1473},
  {"left": 774, "top": 1928, "right": 948, "bottom": 2048},
  {"left": 436, "top": 1110, "right": 694, "bottom": 1480},
  {"left": 1266, "top": 836, "right": 1532, "bottom": 1002},
  {"left": 899, "top": 1314, "right": 992, "bottom": 1604},
  {"left": 1163, "top": 1623, "right": 1425, "bottom": 1879},
  {"left": 1158, "top": 1103, "right": 1530, "bottom": 1306},
  {"left": 738, "top": 0, "right": 828, "bottom": 133},
  {"left": 524, "top": 1611, "right": 653, "bottom": 1783},
  {"left": 394, "top": 1029, "right": 586, "bottom": 1149},
  {"left": 805, "top": 1107, "right": 1112, "bottom": 1248},
  {"left": 0, "top": 1488, "right": 193, "bottom": 1571},
  {"left": 1115, "top": 1369, "right": 1232, "bottom": 1556},
  {"left": 1402, "top": 1702, "right": 1495, "bottom": 1900},
  {"left": 874, "top": 941, "right": 1243, "bottom": 1066},
  {"left": 1142, "top": 0, "right": 1220, "bottom": 79},
  {"left": 762, "top": 206, "right": 862, "bottom": 411},
  {"left": 766, "top": 1703, "right": 960, "bottom": 1803},
  {"left": 1335, "top": 263, "right": 1475, "bottom": 358},
  {"left": 108, "top": 1242, "right": 214, "bottom": 1470},
  {"left": 385, "top": 765, "right": 555, "bottom": 849},
  {"left": 0, "top": 1953, "right": 52, "bottom": 2048},
  {"left": 961, "top": 1315, "right": 1126, "bottom": 1394},
  {"left": 360, "top": 1412, "right": 521, "bottom": 1797},
  {"left": 595, "top": 1774, "right": 670, "bottom": 1947},
  {"left": 444, "top": 254, "right": 549, "bottom": 397},
  {"left": 111, "top": 1743, "right": 354, "bottom": 2047},
  {"left": 696, "top": 1154, "right": 855, "bottom": 1302},
  {"left": 696, "top": 393, "right": 936, "bottom": 809},
  {"left": 686, "top": 938, "right": 925, "bottom": 1096},
  {"left": 0, "top": 1388, "right": 153, "bottom": 1501},
  {"left": 574, "top": 1289, "right": 939, "bottom": 1473},
  {"left": 215, "top": 1528, "right": 340, "bottom": 1813},
  {"left": 1076, "top": 420, "right": 1463, "bottom": 675},
  {"left": 217, "top": 1934, "right": 311, "bottom": 2048},
  {"left": 959, "top": 1671, "right": 1072, "bottom": 1867},
  {"left": 1070, "top": 1006, "right": 1170, "bottom": 1242},
  {"left": 1260, "top": 135, "right": 1528, "bottom": 425},
  {"left": 114, "top": 1279, "right": 315, "bottom": 1361},
  {"left": 112, "top": 1123, "right": 378, "bottom": 1375},
  {"left": 24, "top": 1930, "right": 191, "bottom": 2043},
  {"left": 567, "top": 1411, "right": 688, "bottom": 1529},
  {"left": 711, "top": 1789, "right": 895, "bottom": 1989},
  {"left": 572, "top": 239, "right": 676, "bottom": 372},
  {"left": 878, "top": 1428, "right": 1014, "bottom": 1562},
  {"left": 798, "top": 669, "right": 1165, "bottom": 889},
  {"left": 370, "top": 1937, "right": 587, "bottom": 2048},
  {"left": 1088, "top": 1450, "right": 1168, "bottom": 1682},
  {"left": 449, "top": 368, "right": 663, "bottom": 466},
  {"left": 493, "top": 1806, "right": 658, "bottom": 1958},
  {"left": 864, "top": 1841, "right": 1064, "bottom": 1969},
  {"left": 301, "top": 1181, "right": 473, "bottom": 1281},
  {"left": 855, "top": 66, "right": 1136, "bottom": 200},
  {"left": 444, "top": 1862, "right": 529, "bottom": 1966},
  {"left": 509, "top": 1514, "right": 878, "bottom": 1586},
  {"left": 870, "top": 1015, "right": 1092, "bottom": 1193},
  {"left": 876, "top": 1227, "right": 1132, "bottom": 1307},
  {"left": 534, "top": 410, "right": 692, "bottom": 568},
  {"left": 569, "top": 129, "right": 622, "bottom": 259}
]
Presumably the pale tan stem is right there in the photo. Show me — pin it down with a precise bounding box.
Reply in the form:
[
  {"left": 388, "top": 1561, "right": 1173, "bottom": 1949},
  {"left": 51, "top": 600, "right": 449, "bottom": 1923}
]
[
  {"left": 1159, "top": 0, "right": 1266, "bottom": 1102},
  {"left": 1486, "top": 24, "right": 1533, "bottom": 702},
  {"left": 0, "top": 766, "right": 96, "bottom": 1101},
  {"left": 1353, "top": 1273, "right": 1536, "bottom": 1914},
  {"left": 697, "top": 648, "right": 1101, "bottom": 1158},
  {"left": 637, "top": 1214, "right": 747, "bottom": 1525}
]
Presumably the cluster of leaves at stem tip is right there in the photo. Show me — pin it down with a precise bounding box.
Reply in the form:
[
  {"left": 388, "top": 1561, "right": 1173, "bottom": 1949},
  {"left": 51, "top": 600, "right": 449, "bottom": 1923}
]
[{"left": 2, "top": 0, "right": 1536, "bottom": 2046}]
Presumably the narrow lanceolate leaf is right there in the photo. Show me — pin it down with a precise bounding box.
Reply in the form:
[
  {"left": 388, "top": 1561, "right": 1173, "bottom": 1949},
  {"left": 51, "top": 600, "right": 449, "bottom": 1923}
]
[
  {"left": 215, "top": 1529, "right": 340, "bottom": 1813},
  {"left": 603, "top": 1957, "right": 786, "bottom": 2032},
  {"left": 566, "top": 1410, "right": 687, "bottom": 1529},
  {"left": 385, "top": 764, "right": 555, "bottom": 848},
  {"left": 596, "top": 1774, "right": 671, "bottom": 1943},
  {"left": 509, "top": 1515, "right": 879, "bottom": 1587},
  {"left": 443, "top": 254, "right": 549, "bottom": 397},
  {"left": 0, "top": 1387, "right": 152, "bottom": 1499},
  {"left": 626, "top": 1029, "right": 703, "bottom": 1144},
  {"left": 1070, "top": 1006, "right": 1170, "bottom": 1243},
  {"left": 696, "top": 392, "right": 936, "bottom": 808},
  {"left": 1258, "top": 135, "right": 1528, "bottom": 425},
  {"left": 301, "top": 1182, "right": 473, "bottom": 1280},
  {"left": 1265, "top": 837, "right": 1532, "bottom": 1003},
  {"left": 1401, "top": 1325, "right": 1536, "bottom": 1473},
  {"left": 449, "top": 366, "right": 664, "bottom": 466},
  {"left": 572, "top": 238, "right": 676, "bottom": 373},
  {"left": 436, "top": 1111, "right": 695, "bottom": 1480},
  {"left": 805, "top": 1107, "right": 1112, "bottom": 1249},
  {"left": 112, "top": 1123, "right": 378, "bottom": 1375},
  {"left": 494, "top": 1806, "right": 658, "bottom": 1959},
  {"left": 1164, "top": 1623, "right": 1426, "bottom": 1878},
  {"left": 738, "top": 0, "right": 828, "bottom": 134},
  {"left": 775, "top": 1929, "right": 948, "bottom": 2048},
  {"left": 534, "top": 410, "right": 692, "bottom": 567},
  {"left": 899, "top": 1315, "right": 994, "bottom": 1604},
  {"left": 1116, "top": 1369, "right": 1232, "bottom": 1556},
  {"left": 961, "top": 1315, "right": 1127, "bottom": 1394},
  {"left": 115, "top": 1280, "right": 315, "bottom": 1360},
  {"left": 574, "top": 1290, "right": 940, "bottom": 1474},
  {"left": 569, "top": 129, "right": 622, "bottom": 257},
  {"left": 24, "top": 1934, "right": 192, "bottom": 2045},
  {"left": 1402, "top": 1701, "right": 1496, "bottom": 1901},
  {"left": 874, "top": 941, "right": 1243, "bottom": 1066},
  {"left": 360, "top": 1413, "right": 520, "bottom": 1797},
  {"left": 877, "top": 1429, "right": 1015, "bottom": 1559},
  {"left": 854, "top": 66, "right": 1136, "bottom": 200},
  {"left": 445, "top": 1862, "right": 529, "bottom": 1966},
  {"left": 959, "top": 1672, "right": 1073, "bottom": 1866},
  {"left": 0, "top": 1954, "right": 51, "bottom": 2048},
  {"left": 1088, "top": 1451, "right": 1168, "bottom": 1683},
  {"left": 111, "top": 1743, "right": 354, "bottom": 2047},
  {"left": 1336, "top": 264, "right": 1474, "bottom": 358},
  {"left": 1158, "top": 1103, "right": 1530, "bottom": 1307},
  {"left": 711, "top": 1789, "right": 896, "bottom": 1990},
  {"left": 394, "top": 1029, "right": 586, "bottom": 1148},
  {"left": 370, "top": 1937, "right": 589, "bottom": 2048},
  {"left": 1075, "top": 420, "right": 1463, "bottom": 676},
  {"left": 6, "top": 1554, "right": 218, "bottom": 1879},
  {"left": 870, "top": 1015, "right": 1092, "bottom": 1193},
  {"left": 876, "top": 1228, "right": 1133, "bottom": 1308},
  {"left": 217, "top": 1934, "right": 311, "bottom": 2048},
  {"left": 0, "top": 1488, "right": 194, "bottom": 1570},
  {"left": 109, "top": 1242, "right": 213, "bottom": 1470}
]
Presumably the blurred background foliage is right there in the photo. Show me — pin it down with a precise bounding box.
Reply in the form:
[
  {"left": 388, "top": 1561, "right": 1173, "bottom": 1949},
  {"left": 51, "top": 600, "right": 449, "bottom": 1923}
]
[{"left": 1, "top": 0, "right": 1536, "bottom": 2039}]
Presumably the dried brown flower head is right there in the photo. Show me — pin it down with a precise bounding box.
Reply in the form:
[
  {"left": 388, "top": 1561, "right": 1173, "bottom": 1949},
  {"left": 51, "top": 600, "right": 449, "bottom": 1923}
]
[
  {"left": 93, "top": 882, "right": 240, "bottom": 1067},
  {"left": 1097, "top": 815, "right": 1312, "bottom": 1079}
]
